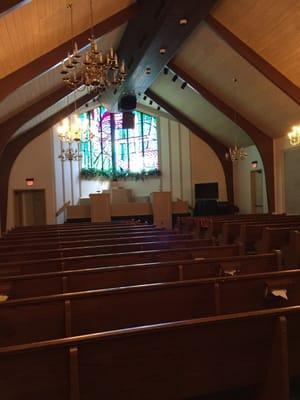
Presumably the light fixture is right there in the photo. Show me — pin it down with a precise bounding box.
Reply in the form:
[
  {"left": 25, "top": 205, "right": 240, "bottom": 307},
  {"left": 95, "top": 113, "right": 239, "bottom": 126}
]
[
  {"left": 164, "top": 67, "right": 169, "bottom": 75},
  {"left": 287, "top": 125, "right": 300, "bottom": 146},
  {"left": 57, "top": 91, "right": 81, "bottom": 144},
  {"left": 145, "top": 67, "right": 151, "bottom": 75},
  {"left": 181, "top": 82, "right": 187, "bottom": 89},
  {"left": 159, "top": 47, "right": 167, "bottom": 54},
  {"left": 179, "top": 18, "right": 188, "bottom": 25},
  {"left": 60, "top": 1, "right": 126, "bottom": 94},
  {"left": 225, "top": 77, "right": 248, "bottom": 162},
  {"left": 172, "top": 74, "right": 178, "bottom": 82},
  {"left": 59, "top": 143, "right": 82, "bottom": 162},
  {"left": 251, "top": 161, "right": 258, "bottom": 169}
]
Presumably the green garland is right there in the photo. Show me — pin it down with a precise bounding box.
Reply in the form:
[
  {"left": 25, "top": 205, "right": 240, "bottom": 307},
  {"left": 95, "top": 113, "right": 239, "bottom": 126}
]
[{"left": 81, "top": 168, "right": 161, "bottom": 181}]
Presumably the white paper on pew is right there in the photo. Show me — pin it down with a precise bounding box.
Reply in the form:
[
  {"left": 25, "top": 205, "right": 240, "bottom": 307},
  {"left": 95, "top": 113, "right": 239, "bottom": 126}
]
[
  {"left": 272, "top": 289, "right": 288, "bottom": 300},
  {"left": 224, "top": 269, "right": 236, "bottom": 276},
  {"left": 0, "top": 295, "right": 8, "bottom": 302}
]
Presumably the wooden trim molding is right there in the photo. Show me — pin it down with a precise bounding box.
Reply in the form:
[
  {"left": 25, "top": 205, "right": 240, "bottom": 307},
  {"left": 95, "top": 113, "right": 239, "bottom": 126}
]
[
  {"left": 0, "top": 92, "right": 94, "bottom": 233},
  {"left": 169, "top": 62, "right": 275, "bottom": 212},
  {"left": 0, "top": 3, "right": 139, "bottom": 102},
  {"left": 146, "top": 89, "right": 234, "bottom": 204},
  {"left": 0, "top": 0, "right": 31, "bottom": 17},
  {"left": 205, "top": 15, "right": 300, "bottom": 105}
]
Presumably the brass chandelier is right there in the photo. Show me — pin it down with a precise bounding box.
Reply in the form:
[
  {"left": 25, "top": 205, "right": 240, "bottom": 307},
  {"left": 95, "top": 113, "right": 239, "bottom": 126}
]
[
  {"left": 61, "top": 0, "right": 126, "bottom": 93},
  {"left": 225, "top": 77, "right": 248, "bottom": 162}
]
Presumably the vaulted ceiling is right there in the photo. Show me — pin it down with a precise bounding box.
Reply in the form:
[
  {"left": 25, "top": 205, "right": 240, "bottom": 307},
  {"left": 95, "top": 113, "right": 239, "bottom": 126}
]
[{"left": 0, "top": 0, "right": 299, "bottom": 150}]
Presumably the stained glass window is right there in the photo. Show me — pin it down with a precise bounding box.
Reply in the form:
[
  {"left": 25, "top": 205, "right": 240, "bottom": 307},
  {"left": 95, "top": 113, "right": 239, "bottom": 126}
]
[{"left": 80, "top": 107, "right": 159, "bottom": 174}]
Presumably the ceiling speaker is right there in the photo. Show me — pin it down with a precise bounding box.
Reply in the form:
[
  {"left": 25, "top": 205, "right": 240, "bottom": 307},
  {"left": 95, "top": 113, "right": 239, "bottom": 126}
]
[{"left": 119, "top": 94, "right": 137, "bottom": 112}]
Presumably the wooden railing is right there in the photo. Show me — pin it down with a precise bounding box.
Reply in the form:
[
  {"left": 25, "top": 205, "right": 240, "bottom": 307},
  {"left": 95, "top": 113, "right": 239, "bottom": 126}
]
[{"left": 55, "top": 201, "right": 70, "bottom": 217}]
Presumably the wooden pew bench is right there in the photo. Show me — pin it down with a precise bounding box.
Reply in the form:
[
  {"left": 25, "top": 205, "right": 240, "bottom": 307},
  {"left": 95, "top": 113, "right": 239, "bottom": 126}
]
[
  {"left": 0, "top": 306, "right": 295, "bottom": 399},
  {"left": 0, "top": 238, "right": 214, "bottom": 263},
  {"left": 221, "top": 217, "right": 300, "bottom": 246},
  {"left": 4, "top": 225, "right": 165, "bottom": 240},
  {"left": 1, "top": 267, "right": 300, "bottom": 348},
  {"left": 0, "top": 244, "right": 241, "bottom": 275},
  {"left": 239, "top": 221, "right": 300, "bottom": 253},
  {"left": 258, "top": 226, "right": 300, "bottom": 254},
  {"left": 0, "top": 233, "right": 194, "bottom": 253},
  {"left": 0, "top": 228, "right": 177, "bottom": 246},
  {"left": 0, "top": 252, "right": 281, "bottom": 300}
]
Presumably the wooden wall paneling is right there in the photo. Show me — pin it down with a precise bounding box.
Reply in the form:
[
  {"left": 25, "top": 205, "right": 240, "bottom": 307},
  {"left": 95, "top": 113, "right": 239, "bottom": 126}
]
[
  {"left": 169, "top": 62, "right": 275, "bottom": 212},
  {"left": 0, "top": 3, "right": 139, "bottom": 102},
  {"left": 146, "top": 89, "right": 234, "bottom": 204},
  {"left": 205, "top": 15, "right": 300, "bottom": 106},
  {"left": 0, "top": 92, "right": 95, "bottom": 233}
]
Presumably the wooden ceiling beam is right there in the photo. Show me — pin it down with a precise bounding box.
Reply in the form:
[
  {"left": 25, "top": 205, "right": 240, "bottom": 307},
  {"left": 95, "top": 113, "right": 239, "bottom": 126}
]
[
  {"left": 205, "top": 15, "right": 300, "bottom": 105},
  {"left": 146, "top": 88, "right": 234, "bottom": 204},
  {"left": 0, "top": 85, "right": 72, "bottom": 154},
  {"left": 0, "top": 0, "right": 31, "bottom": 17},
  {"left": 0, "top": 91, "right": 94, "bottom": 233},
  {"left": 0, "top": 3, "right": 139, "bottom": 103},
  {"left": 102, "top": 0, "right": 217, "bottom": 111},
  {"left": 169, "top": 61, "right": 275, "bottom": 212}
]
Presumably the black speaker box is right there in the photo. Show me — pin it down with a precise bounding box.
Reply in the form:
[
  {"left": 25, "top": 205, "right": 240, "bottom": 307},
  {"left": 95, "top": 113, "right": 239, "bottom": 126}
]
[{"left": 119, "top": 94, "right": 137, "bottom": 111}]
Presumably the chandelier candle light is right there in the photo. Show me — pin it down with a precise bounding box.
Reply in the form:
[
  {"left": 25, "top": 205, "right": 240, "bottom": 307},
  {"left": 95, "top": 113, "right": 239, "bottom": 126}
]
[
  {"left": 225, "top": 77, "right": 248, "bottom": 162},
  {"left": 61, "top": 0, "right": 126, "bottom": 93},
  {"left": 288, "top": 125, "right": 300, "bottom": 146}
]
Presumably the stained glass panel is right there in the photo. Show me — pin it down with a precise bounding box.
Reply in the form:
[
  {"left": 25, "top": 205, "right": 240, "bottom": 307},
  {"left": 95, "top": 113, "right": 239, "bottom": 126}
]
[{"left": 80, "top": 107, "right": 159, "bottom": 174}]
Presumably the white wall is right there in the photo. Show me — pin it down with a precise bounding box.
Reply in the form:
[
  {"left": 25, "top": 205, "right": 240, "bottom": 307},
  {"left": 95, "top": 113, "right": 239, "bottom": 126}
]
[
  {"left": 233, "top": 144, "right": 268, "bottom": 214},
  {"left": 7, "top": 130, "right": 56, "bottom": 230},
  {"left": 274, "top": 136, "right": 300, "bottom": 214},
  {"left": 190, "top": 134, "right": 227, "bottom": 203}
]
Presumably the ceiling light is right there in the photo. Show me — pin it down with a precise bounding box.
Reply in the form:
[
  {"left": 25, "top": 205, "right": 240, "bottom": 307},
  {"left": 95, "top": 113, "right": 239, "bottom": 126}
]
[
  {"left": 160, "top": 47, "right": 167, "bottom": 54},
  {"left": 181, "top": 82, "right": 187, "bottom": 89},
  {"left": 164, "top": 67, "right": 169, "bottom": 75},
  {"left": 179, "top": 18, "right": 188, "bottom": 25},
  {"left": 172, "top": 74, "right": 178, "bottom": 82}
]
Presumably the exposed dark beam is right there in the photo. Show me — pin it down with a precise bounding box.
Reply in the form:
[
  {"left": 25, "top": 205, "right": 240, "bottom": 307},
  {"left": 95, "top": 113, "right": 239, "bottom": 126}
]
[
  {"left": 0, "top": 3, "right": 139, "bottom": 102},
  {"left": 205, "top": 15, "right": 300, "bottom": 105},
  {"left": 103, "top": 0, "right": 217, "bottom": 111},
  {"left": 0, "top": 85, "right": 72, "bottom": 154},
  {"left": 0, "top": 91, "right": 95, "bottom": 233},
  {"left": 0, "top": 0, "right": 31, "bottom": 17},
  {"left": 146, "top": 89, "right": 234, "bottom": 204},
  {"left": 169, "top": 61, "right": 275, "bottom": 213}
]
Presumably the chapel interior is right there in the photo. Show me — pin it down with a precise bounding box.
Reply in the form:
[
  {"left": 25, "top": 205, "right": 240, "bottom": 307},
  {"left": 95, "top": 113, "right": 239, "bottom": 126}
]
[{"left": 0, "top": 0, "right": 299, "bottom": 399}]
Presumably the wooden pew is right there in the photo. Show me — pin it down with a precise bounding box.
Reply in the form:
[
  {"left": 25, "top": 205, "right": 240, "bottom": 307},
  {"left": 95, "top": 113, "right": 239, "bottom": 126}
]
[
  {"left": 0, "top": 238, "right": 214, "bottom": 263},
  {"left": 239, "top": 221, "right": 300, "bottom": 253},
  {"left": 4, "top": 225, "right": 164, "bottom": 240},
  {"left": 10, "top": 220, "right": 140, "bottom": 232},
  {"left": 0, "top": 253, "right": 281, "bottom": 300},
  {"left": 0, "top": 233, "right": 194, "bottom": 252},
  {"left": 0, "top": 306, "right": 293, "bottom": 399},
  {"left": 0, "top": 244, "right": 241, "bottom": 275},
  {"left": 222, "top": 219, "right": 300, "bottom": 247},
  {"left": 1, "top": 267, "right": 299, "bottom": 348},
  {"left": 0, "top": 229, "right": 177, "bottom": 246},
  {"left": 284, "top": 231, "right": 300, "bottom": 266},
  {"left": 258, "top": 226, "right": 300, "bottom": 253}
]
